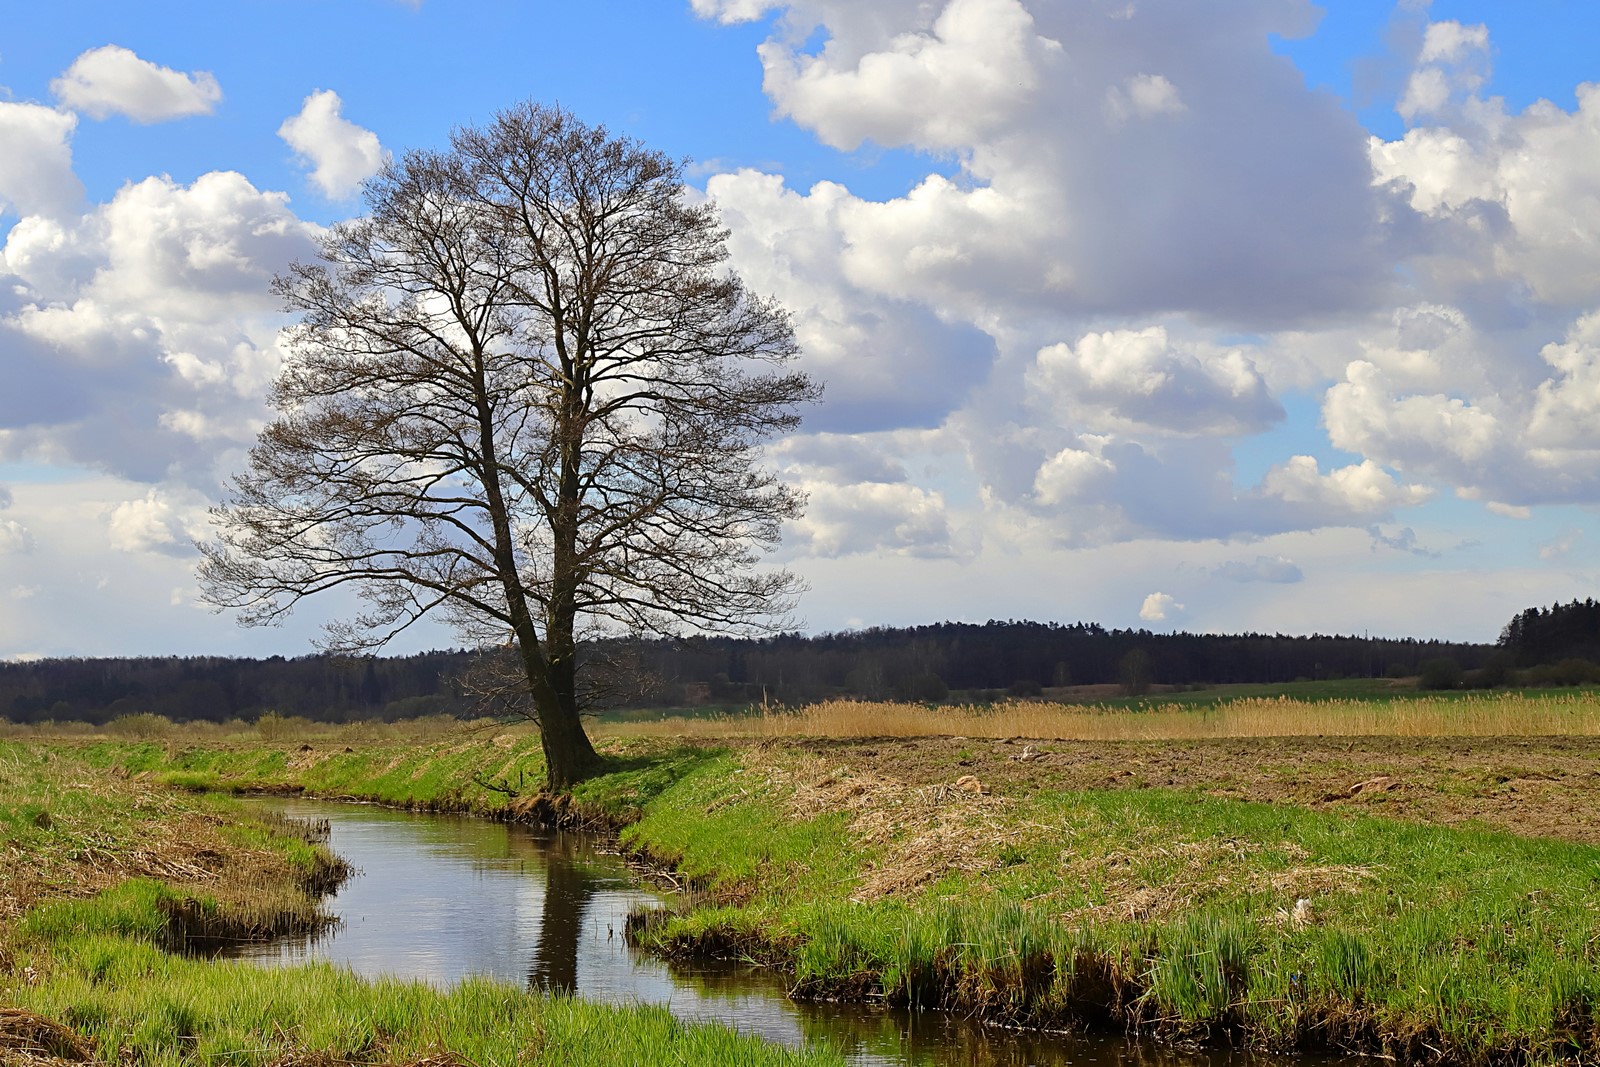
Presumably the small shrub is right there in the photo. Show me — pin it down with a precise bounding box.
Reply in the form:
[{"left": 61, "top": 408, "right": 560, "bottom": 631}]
[
  {"left": 1474, "top": 650, "right": 1516, "bottom": 689},
  {"left": 1418, "top": 657, "right": 1463, "bottom": 691},
  {"left": 255, "top": 711, "right": 315, "bottom": 742},
  {"left": 1119, "top": 650, "right": 1154, "bottom": 696},
  {"left": 105, "top": 713, "right": 175, "bottom": 740}
]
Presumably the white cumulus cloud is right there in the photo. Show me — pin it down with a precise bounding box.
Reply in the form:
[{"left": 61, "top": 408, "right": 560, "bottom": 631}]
[
  {"left": 0, "top": 520, "right": 33, "bottom": 555},
  {"left": 787, "top": 480, "right": 957, "bottom": 559},
  {"left": 710, "top": 0, "right": 1391, "bottom": 334},
  {"left": 708, "top": 169, "right": 997, "bottom": 431},
  {"left": 1033, "top": 445, "right": 1117, "bottom": 508},
  {"left": 0, "top": 169, "right": 317, "bottom": 484},
  {"left": 278, "top": 90, "right": 389, "bottom": 199},
  {"left": 1028, "top": 326, "right": 1281, "bottom": 436},
  {"left": 689, "top": 0, "right": 779, "bottom": 22},
  {"left": 106, "top": 486, "right": 211, "bottom": 556},
  {"left": 1527, "top": 310, "right": 1600, "bottom": 448},
  {"left": 1397, "top": 21, "right": 1489, "bottom": 122},
  {"left": 1257, "top": 455, "right": 1433, "bottom": 517},
  {"left": 1139, "top": 591, "right": 1183, "bottom": 622},
  {"left": 0, "top": 103, "right": 84, "bottom": 219},
  {"left": 759, "top": 0, "right": 1060, "bottom": 152},
  {"left": 52, "top": 45, "right": 222, "bottom": 123}
]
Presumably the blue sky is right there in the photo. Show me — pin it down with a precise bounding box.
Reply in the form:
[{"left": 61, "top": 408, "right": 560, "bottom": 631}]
[{"left": 3, "top": 0, "right": 1600, "bottom": 658}]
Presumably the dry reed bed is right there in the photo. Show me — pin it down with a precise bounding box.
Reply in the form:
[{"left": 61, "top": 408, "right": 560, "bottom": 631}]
[{"left": 606, "top": 692, "right": 1600, "bottom": 741}]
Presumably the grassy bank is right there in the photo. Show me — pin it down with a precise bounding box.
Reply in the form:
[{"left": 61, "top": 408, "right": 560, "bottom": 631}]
[
  {"left": 9, "top": 885, "right": 841, "bottom": 1066},
  {"left": 609, "top": 745, "right": 1600, "bottom": 1063},
  {"left": 0, "top": 740, "right": 839, "bottom": 1066},
  {"left": 25, "top": 719, "right": 1600, "bottom": 1065}
]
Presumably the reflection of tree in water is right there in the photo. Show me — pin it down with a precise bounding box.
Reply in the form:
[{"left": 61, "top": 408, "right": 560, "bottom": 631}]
[{"left": 526, "top": 832, "right": 603, "bottom": 994}]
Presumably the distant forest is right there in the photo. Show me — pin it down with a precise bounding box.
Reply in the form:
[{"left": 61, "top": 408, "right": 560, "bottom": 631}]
[
  {"left": 1499, "top": 598, "right": 1600, "bottom": 666},
  {"left": 0, "top": 613, "right": 1541, "bottom": 724}
]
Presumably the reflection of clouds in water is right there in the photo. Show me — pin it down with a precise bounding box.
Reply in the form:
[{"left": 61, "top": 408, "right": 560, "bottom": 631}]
[
  {"left": 237, "top": 800, "right": 822, "bottom": 1047},
  {"left": 235, "top": 802, "right": 556, "bottom": 987},
  {"left": 233, "top": 801, "right": 1320, "bottom": 1067}
]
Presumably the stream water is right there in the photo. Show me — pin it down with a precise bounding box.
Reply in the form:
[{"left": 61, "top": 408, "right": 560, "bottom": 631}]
[{"left": 233, "top": 798, "right": 1343, "bottom": 1067}]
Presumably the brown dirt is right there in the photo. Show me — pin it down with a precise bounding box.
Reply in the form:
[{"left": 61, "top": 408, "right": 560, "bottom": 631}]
[{"left": 741, "top": 734, "right": 1600, "bottom": 845}]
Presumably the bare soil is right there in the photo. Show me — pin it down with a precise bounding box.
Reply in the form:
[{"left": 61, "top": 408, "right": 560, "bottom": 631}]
[{"left": 746, "top": 734, "right": 1600, "bottom": 844}]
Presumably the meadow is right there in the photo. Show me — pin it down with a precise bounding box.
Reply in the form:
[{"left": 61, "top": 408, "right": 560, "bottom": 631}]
[
  {"left": 8, "top": 689, "right": 1600, "bottom": 1065},
  {"left": 0, "top": 741, "right": 839, "bottom": 1066}
]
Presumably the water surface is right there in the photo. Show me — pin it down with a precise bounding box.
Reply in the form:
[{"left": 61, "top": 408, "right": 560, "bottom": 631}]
[{"left": 236, "top": 798, "right": 1344, "bottom": 1067}]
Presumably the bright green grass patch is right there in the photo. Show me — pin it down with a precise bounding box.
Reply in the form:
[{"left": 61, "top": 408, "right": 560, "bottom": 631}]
[
  {"left": 41, "top": 733, "right": 1600, "bottom": 1062},
  {"left": 11, "top": 885, "right": 839, "bottom": 1067},
  {"left": 2, "top": 743, "right": 838, "bottom": 1067},
  {"left": 65, "top": 735, "right": 732, "bottom": 822},
  {"left": 616, "top": 755, "right": 1600, "bottom": 1064},
  {"left": 69, "top": 735, "right": 553, "bottom": 811}
]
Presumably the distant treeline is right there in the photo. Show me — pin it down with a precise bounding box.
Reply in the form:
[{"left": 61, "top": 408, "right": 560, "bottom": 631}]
[
  {"left": 0, "top": 620, "right": 1504, "bottom": 724},
  {"left": 1500, "top": 599, "right": 1600, "bottom": 666},
  {"left": 0, "top": 652, "right": 480, "bottom": 726},
  {"left": 630, "top": 622, "right": 1493, "bottom": 706}
]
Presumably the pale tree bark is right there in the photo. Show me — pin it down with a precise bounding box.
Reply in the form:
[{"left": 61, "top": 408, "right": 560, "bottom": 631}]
[{"left": 199, "top": 103, "right": 817, "bottom": 788}]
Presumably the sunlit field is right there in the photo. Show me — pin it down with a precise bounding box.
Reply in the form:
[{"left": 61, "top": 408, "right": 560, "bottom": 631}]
[
  {"left": 10, "top": 691, "right": 1600, "bottom": 747},
  {"left": 602, "top": 691, "right": 1600, "bottom": 741}
]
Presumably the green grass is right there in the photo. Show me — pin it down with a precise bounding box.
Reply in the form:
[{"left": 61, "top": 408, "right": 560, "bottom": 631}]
[
  {"left": 0, "top": 740, "right": 839, "bottom": 1067},
  {"left": 69, "top": 734, "right": 552, "bottom": 811},
  {"left": 609, "top": 754, "right": 1600, "bottom": 1064},
  {"left": 10, "top": 882, "right": 840, "bottom": 1067},
  {"left": 1092, "top": 677, "right": 1408, "bottom": 708},
  {"left": 43, "top": 732, "right": 1600, "bottom": 1064}
]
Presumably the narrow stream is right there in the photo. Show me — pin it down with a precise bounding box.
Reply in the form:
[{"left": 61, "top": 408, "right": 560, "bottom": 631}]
[{"left": 232, "top": 798, "right": 1341, "bottom": 1067}]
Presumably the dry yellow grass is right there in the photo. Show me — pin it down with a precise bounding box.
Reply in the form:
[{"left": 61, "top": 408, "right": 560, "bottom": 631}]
[{"left": 601, "top": 692, "right": 1600, "bottom": 741}]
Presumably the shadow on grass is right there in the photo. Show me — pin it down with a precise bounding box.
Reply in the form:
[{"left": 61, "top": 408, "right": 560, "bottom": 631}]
[{"left": 573, "top": 743, "right": 730, "bottom": 820}]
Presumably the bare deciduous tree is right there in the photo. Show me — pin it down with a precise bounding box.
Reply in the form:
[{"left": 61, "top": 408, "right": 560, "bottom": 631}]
[{"left": 199, "top": 102, "right": 817, "bottom": 787}]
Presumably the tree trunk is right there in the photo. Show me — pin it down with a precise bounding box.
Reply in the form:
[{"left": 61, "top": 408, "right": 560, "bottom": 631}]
[
  {"left": 535, "top": 687, "right": 600, "bottom": 790},
  {"left": 507, "top": 615, "right": 599, "bottom": 790},
  {"left": 537, "top": 361, "right": 599, "bottom": 791}
]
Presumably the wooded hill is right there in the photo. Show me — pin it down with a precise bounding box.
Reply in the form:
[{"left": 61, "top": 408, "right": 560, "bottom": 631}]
[{"left": 0, "top": 620, "right": 1501, "bottom": 724}]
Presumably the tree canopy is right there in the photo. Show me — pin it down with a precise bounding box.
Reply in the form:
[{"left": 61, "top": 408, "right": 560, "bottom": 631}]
[
  {"left": 1499, "top": 598, "right": 1600, "bottom": 665},
  {"left": 199, "top": 102, "right": 817, "bottom": 786}
]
